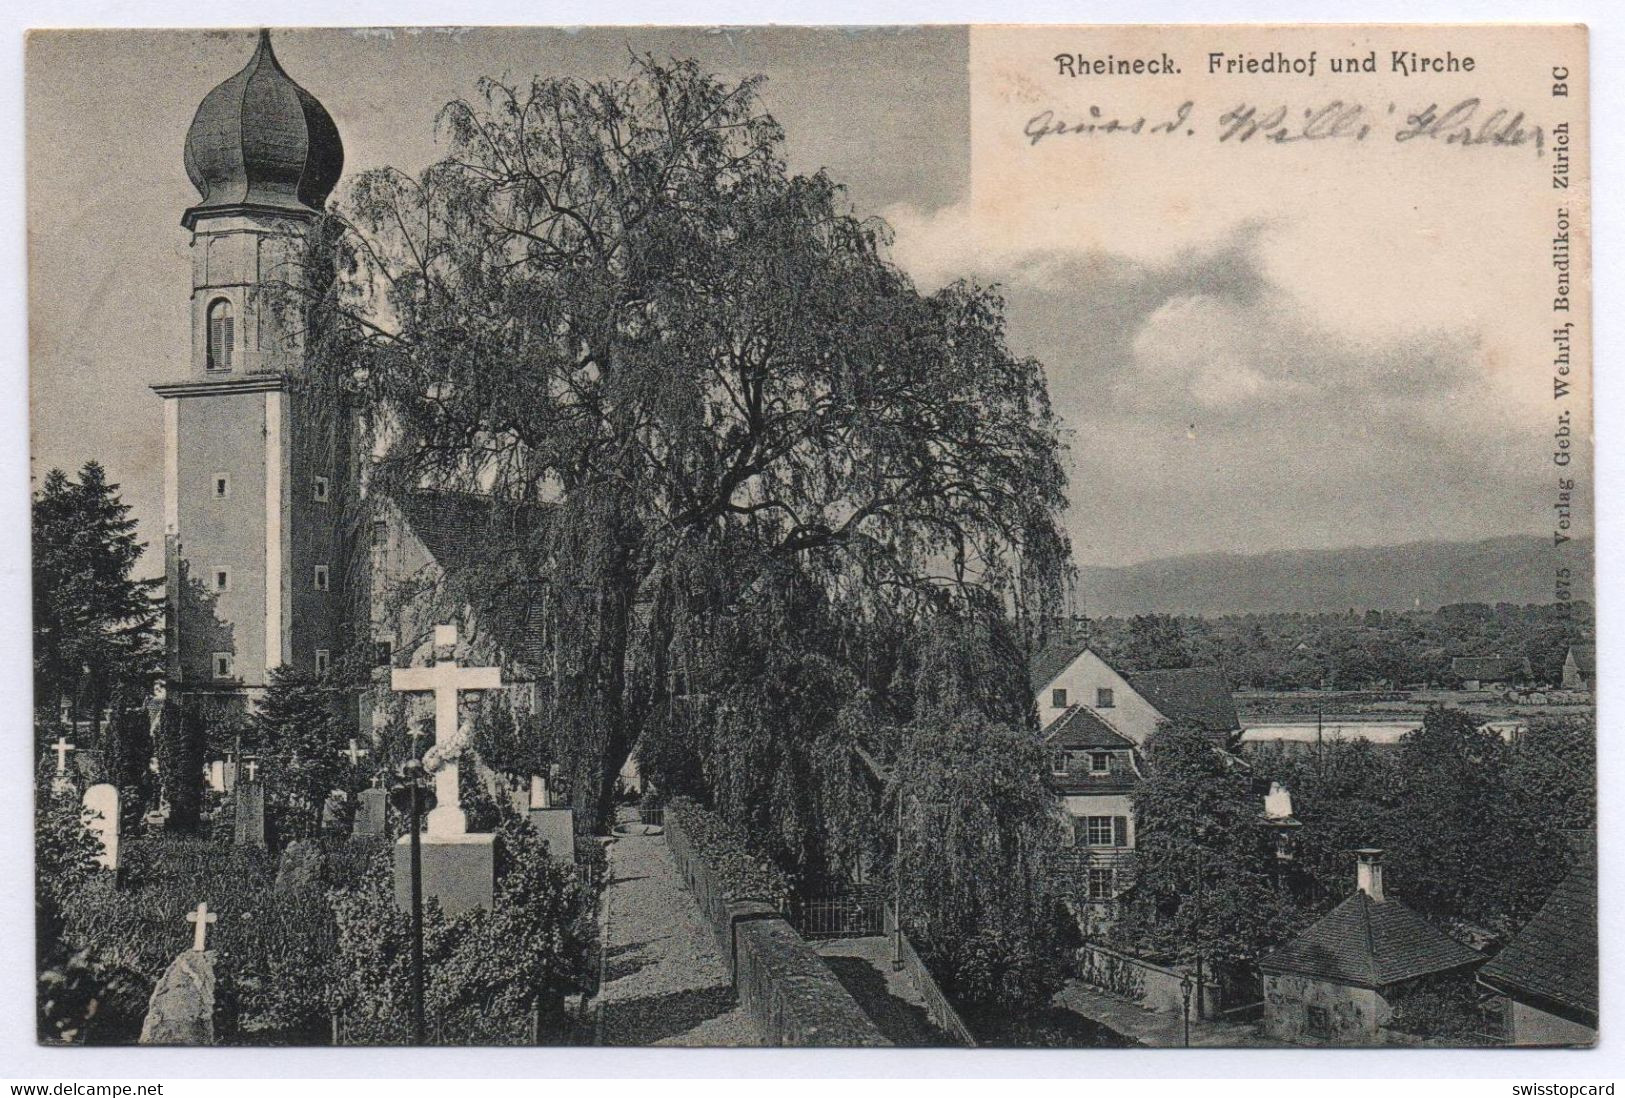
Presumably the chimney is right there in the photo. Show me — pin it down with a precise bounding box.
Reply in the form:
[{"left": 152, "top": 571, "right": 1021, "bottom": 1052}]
[{"left": 1355, "top": 849, "right": 1385, "bottom": 902}]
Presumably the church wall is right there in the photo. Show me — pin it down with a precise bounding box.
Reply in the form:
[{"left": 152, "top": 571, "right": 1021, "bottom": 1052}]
[{"left": 174, "top": 391, "right": 268, "bottom": 687}]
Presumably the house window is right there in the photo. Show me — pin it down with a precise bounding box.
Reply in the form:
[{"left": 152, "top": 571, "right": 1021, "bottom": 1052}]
[
  {"left": 212, "top": 652, "right": 234, "bottom": 679},
  {"left": 313, "top": 476, "right": 330, "bottom": 503},
  {"left": 1090, "top": 752, "right": 1112, "bottom": 774},
  {"left": 313, "top": 565, "right": 330, "bottom": 591},
  {"left": 213, "top": 568, "right": 230, "bottom": 592},
  {"left": 373, "top": 639, "right": 392, "bottom": 667},
  {"left": 206, "top": 299, "right": 234, "bottom": 371},
  {"left": 1096, "top": 687, "right": 1114, "bottom": 708},
  {"left": 1087, "top": 867, "right": 1114, "bottom": 902},
  {"left": 1051, "top": 751, "right": 1069, "bottom": 776},
  {"left": 1085, "top": 815, "right": 1115, "bottom": 846},
  {"left": 314, "top": 648, "right": 330, "bottom": 675},
  {"left": 1306, "top": 1004, "right": 1335, "bottom": 1041},
  {"left": 1052, "top": 687, "right": 1068, "bottom": 708},
  {"left": 213, "top": 474, "right": 230, "bottom": 499}
]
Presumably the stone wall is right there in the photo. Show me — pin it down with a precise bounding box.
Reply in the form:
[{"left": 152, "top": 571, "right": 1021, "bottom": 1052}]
[
  {"left": 1077, "top": 942, "right": 1220, "bottom": 1017},
  {"left": 1262, "top": 972, "right": 1386, "bottom": 1045},
  {"left": 665, "top": 810, "right": 888, "bottom": 1047}
]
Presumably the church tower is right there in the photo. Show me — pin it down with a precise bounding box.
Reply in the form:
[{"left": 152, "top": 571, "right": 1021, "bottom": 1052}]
[{"left": 153, "top": 30, "right": 348, "bottom": 707}]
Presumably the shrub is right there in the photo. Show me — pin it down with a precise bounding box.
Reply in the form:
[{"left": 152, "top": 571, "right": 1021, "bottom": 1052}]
[{"left": 666, "top": 797, "right": 789, "bottom": 906}]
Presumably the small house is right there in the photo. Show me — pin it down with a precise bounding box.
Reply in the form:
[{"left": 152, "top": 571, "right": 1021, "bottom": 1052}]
[
  {"left": 1031, "top": 640, "right": 1239, "bottom": 905},
  {"left": 1477, "top": 834, "right": 1597, "bottom": 1046},
  {"left": 1259, "top": 850, "right": 1482, "bottom": 1045},
  {"left": 1450, "top": 656, "right": 1530, "bottom": 690}
]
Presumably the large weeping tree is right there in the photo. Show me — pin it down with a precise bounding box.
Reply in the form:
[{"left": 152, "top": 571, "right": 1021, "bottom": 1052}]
[{"left": 302, "top": 56, "right": 1071, "bottom": 833}]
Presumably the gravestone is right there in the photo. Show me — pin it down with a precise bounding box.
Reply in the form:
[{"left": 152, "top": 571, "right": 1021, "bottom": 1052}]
[
  {"left": 354, "top": 785, "right": 388, "bottom": 838},
  {"left": 221, "top": 759, "right": 236, "bottom": 793},
  {"left": 526, "top": 774, "right": 575, "bottom": 866},
  {"left": 276, "top": 840, "right": 325, "bottom": 893},
  {"left": 234, "top": 781, "right": 266, "bottom": 847},
  {"left": 390, "top": 625, "right": 501, "bottom": 916},
  {"left": 205, "top": 760, "right": 227, "bottom": 793},
  {"left": 81, "top": 783, "right": 120, "bottom": 870},
  {"left": 139, "top": 950, "right": 215, "bottom": 1045},
  {"left": 49, "top": 735, "right": 76, "bottom": 795}
]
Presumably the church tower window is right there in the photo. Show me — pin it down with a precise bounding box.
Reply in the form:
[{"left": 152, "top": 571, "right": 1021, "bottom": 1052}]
[
  {"left": 313, "top": 476, "right": 330, "bottom": 502},
  {"left": 313, "top": 564, "right": 330, "bottom": 591},
  {"left": 206, "top": 298, "right": 235, "bottom": 371}
]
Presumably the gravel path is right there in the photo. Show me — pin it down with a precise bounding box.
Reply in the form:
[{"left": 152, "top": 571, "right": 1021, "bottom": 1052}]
[{"left": 596, "top": 823, "right": 763, "bottom": 1047}]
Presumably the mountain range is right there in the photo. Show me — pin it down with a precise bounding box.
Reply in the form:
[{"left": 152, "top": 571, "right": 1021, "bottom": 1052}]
[{"left": 1076, "top": 535, "right": 1594, "bottom": 617}]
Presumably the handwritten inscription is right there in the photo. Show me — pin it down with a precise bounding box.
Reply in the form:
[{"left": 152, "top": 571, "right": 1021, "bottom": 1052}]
[{"left": 1024, "top": 98, "right": 1545, "bottom": 156}]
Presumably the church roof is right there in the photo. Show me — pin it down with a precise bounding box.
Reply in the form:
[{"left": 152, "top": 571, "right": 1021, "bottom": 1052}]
[
  {"left": 1479, "top": 837, "right": 1597, "bottom": 1027},
  {"left": 1119, "top": 667, "right": 1240, "bottom": 733},
  {"left": 182, "top": 30, "right": 343, "bottom": 228},
  {"left": 1260, "top": 890, "right": 1481, "bottom": 989}
]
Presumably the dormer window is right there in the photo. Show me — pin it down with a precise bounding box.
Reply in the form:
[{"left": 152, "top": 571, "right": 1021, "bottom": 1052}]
[
  {"left": 206, "top": 299, "right": 235, "bottom": 371},
  {"left": 1090, "top": 752, "right": 1112, "bottom": 774},
  {"left": 1051, "top": 688, "right": 1068, "bottom": 708}
]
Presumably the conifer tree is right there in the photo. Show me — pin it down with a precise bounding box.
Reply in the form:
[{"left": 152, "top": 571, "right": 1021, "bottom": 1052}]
[{"left": 32, "top": 462, "right": 160, "bottom": 734}]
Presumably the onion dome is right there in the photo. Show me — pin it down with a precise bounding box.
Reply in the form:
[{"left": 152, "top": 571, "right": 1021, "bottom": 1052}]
[{"left": 182, "top": 30, "right": 343, "bottom": 229}]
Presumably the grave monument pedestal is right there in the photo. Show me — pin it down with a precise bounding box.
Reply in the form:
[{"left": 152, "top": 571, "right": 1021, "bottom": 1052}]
[{"left": 393, "top": 831, "right": 497, "bottom": 917}]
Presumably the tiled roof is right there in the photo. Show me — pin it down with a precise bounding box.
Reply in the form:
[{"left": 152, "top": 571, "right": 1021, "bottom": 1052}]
[
  {"left": 1260, "top": 891, "right": 1481, "bottom": 988},
  {"left": 1030, "top": 639, "right": 1090, "bottom": 693},
  {"left": 1120, "top": 667, "right": 1239, "bottom": 733},
  {"left": 1479, "top": 846, "right": 1598, "bottom": 1027},
  {"left": 1042, "top": 706, "right": 1136, "bottom": 750}
]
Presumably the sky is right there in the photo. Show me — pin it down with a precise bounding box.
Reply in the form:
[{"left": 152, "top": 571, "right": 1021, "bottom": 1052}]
[{"left": 27, "top": 25, "right": 1585, "bottom": 571}]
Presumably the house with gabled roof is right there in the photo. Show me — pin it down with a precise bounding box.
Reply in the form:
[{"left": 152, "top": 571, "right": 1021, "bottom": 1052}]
[
  {"left": 1259, "top": 850, "right": 1482, "bottom": 1045},
  {"left": 1031, "top": 639, "right": 1239, "bottom": 906},
  {"left": 1477, "top": 834, "right": 1597, "bottom": 1046}
]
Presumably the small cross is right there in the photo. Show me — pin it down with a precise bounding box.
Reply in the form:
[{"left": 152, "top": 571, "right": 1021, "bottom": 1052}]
[
  {"left": 341, "top": 738, "right": 369, "bottom": 766},
  {"left": 244, "top": 759, "right": 259, "bottom": 783},
  {"left": 186, "top": 901, "right": 218, "bottom": 951},
  {"left": 51, "top": 736, "right": 76, "bottom": 775}
]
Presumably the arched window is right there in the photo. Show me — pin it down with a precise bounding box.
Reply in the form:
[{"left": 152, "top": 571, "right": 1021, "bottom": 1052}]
[{"left": 206, "top": 299, "right": 234, "bottom": 371}]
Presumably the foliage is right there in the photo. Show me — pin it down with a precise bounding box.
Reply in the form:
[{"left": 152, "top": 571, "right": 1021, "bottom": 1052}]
[
  {"left": 891, "top": 701, "right": 1075, "bottom": 1013},
  {"left": 155, "top": 698, "right": 205, "bottom": 834},
  {"left": 300, "top": 55, "right": 1071, "bottom": 831},
  {"left": 1082, "top": 602, "right": 1593, "bottom": 690},
  {"left": 331, "top": 818, "right": 599, "bottom": 1044},
  {"left": 666, "top": 797, "right": 790, "bottom": 906},
  {"left": 36, "top": 770, "right": 104, "bottom": 915},
  {"left": 1252, "top": 706, "right": 1590, "bottom": 940},
  {"left": 32, "top": 462, "right": 161, "bottom": 727},
  {"left": 1108, "top": 721, "right": 1307, "bottom": 975},
  {"left": 1384, "top": 978, "right": 1492, "bottom": 1044},
  {"left": 252, "top": 666, "right": 354, "bottom": 838},
  {"left": 1121, "top": 614, "right": 1193, "bottom": 671}
]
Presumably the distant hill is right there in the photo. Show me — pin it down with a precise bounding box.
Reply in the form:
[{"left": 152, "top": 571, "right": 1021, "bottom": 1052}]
[{"left": 1077, "top": 536, "right": 1594, "bottom": 617}]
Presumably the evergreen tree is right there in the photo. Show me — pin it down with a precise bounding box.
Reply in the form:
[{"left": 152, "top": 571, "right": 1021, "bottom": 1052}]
[
  {"left": 254, "top": 666, "right": 349, "bottom": 837},
  {"left": 32, "top": 462, "right": 160, "bottom": 732}
]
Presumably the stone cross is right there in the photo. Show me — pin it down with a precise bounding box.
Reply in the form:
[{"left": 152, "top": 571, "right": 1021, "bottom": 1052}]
[
  {"left": 51, "top": 736, "right": 76, "bottom": 775},
  {"left": 186, "top": 902, "right": 217, "bottom": 951},
  {"left": 243, "top": 759, "right": 259, "bottom": 783},
  {"left": 390, "top": 624, "right": 501, "bottom": 837},
  {"left": 341, "top": 739, "right": 369, "bottom": 766}
]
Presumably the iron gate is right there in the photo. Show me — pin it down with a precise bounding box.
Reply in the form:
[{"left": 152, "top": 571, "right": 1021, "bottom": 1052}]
[{"left": 791, "top": 885, "right": 887, "bottom": 939}]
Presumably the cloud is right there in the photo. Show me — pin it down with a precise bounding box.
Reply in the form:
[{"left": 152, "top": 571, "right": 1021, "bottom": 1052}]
[{"left": 879, "top": 212, "right": 1547, "bottom": 566}]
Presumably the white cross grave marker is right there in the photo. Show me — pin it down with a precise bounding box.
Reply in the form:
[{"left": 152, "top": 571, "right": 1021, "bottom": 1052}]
[
  {"left": 243, "top": 759, "right": 259, "bottom": 783},
  {"left": 341, "top": 739, "right": 369, "bottom": 766},
  {"left": 186, "top": 902, "right": 217, "bottom": 951},
  {"left": 391, "top": 624, "right": 501, "bottom": 837},
  {"left": 52, "top": 736, "right": 76, "bottom": 775}
]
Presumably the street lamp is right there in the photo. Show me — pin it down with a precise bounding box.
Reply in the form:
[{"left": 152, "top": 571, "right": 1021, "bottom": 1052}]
[{"left": 389, "top": 757, "right": 432, "bottom": 1046}]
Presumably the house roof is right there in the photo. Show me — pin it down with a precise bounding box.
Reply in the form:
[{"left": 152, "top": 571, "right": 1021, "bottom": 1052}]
[
  {"left": 1259, "top": 890, "right": 1481, "bottom": 988},
  {"left": 1120, "top": 667, "right": 1240, "bottom": 733},
  {"left": 1030, "top": 639, "right": 1090, "bottom": 693},
  {"left": 1478, "top": 842, "right": 1597, "bottom": 1027},
  {"left": 1042, "top": 706, "right": 1136, "bottom": 750},
  {"left": 1450, "top": 656, "right": 1529, "bottom": 680}
]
